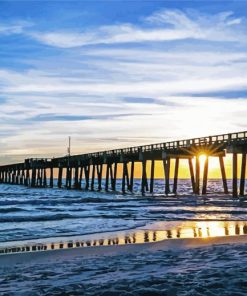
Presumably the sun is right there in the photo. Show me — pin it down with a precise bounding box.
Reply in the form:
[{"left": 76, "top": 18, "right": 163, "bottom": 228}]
[{"left": 197, "top": 153, "right": 229, "bottom": 178}]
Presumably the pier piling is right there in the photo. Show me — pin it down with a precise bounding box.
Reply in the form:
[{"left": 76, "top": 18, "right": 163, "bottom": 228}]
[
  {"left": 240, "top": 153, "right": 246, "bottom": 196},
  {"left": 173, "top": 158, "right": 179, "bottom": 194},
  {"left": 202, "top": 156, "right": 209, "bottom": 195},
  {"left": 188, "top": 158, "right": 196, "bottom": 194},
  {"left": 232, "top": 153, "right": 238, "bottom": 198},
  {"left": 219, "top": 156, "right": 228, "bottom": 194},
  {"left": 195, "top": 156, "right": 200, "bottom": 195},
  {"left": 150, "top": 160, "right": 155, "bottom": 193}
]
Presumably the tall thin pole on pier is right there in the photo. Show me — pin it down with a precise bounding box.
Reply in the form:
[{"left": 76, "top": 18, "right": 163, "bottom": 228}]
[{"left": 68, "top": 136, "right": 71, "bottom": 158}]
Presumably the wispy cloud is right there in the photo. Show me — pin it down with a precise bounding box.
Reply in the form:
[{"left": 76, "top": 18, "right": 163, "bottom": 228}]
[
  {"left": 0, "top": 20, "right": 31, "bottom": 35},
  {"left": 29, "top": 112, "right": 150, "bottom": 122},
  {"left": 2, "top": 71, "right": 247, "bottom": 96},
  {"left": 28, "top": 10, "right": 244, "bottom": 48}
]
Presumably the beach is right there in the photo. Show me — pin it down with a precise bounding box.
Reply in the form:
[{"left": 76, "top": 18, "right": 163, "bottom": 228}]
[{"left": 0, "top": 235, "right": 247, "bottom": 295}]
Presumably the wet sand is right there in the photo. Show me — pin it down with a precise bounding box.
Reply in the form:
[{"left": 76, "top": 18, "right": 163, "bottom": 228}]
[{"left": 0, "top": 233, "right": 246, "bottom": 265}]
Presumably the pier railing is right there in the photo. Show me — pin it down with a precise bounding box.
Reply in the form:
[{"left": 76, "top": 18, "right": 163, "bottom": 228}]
[{"left": 60, "top": 130, "right": 247, "bottom": 160}]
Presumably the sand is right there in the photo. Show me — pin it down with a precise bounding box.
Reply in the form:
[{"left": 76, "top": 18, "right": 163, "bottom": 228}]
[{"left": 0, "top": 235, "right": 246, "bottom": 295}]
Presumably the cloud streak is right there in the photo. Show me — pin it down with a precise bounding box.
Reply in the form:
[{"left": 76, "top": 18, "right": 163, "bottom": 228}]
[
  {"left": 28, "top": 10, "right": 245, "bottom": 48},
  {"left": 0, "top": 20, "right": 31, "bottom": 35},
  {"left": 29, "top": 112, "right": 151, "bottom": 122}
]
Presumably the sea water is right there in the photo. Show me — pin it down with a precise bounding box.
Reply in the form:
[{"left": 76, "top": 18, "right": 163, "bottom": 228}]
[{"left": 0, "top": 179, "right": 247, "bottom": 243}]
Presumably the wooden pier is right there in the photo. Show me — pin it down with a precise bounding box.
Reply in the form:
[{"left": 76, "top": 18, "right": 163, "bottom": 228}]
[{"left": 0, "top": 131, "right": 247, "bottom": 198}]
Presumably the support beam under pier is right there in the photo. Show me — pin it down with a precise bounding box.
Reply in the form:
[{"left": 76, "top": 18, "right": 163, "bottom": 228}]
[
  {"left": 97, "top": 164, "right": 103, "bottom": 191},
  {"left": 73, "top": 166, "right": 79, "bottom": 189},
  {"left": 141, "top": 160, "right": 148, "bottom": 195},
  {"left": 57, "top": 167, "right": 63, "bottom": 188},
  {"left": 202, "top": 156, "right": 209, "bottom": 195},
  {"left": 163, "top": 158, "right": 170, "bottom": 195},
  {"left": 150, "top": 160, "right": 155, "bottom": 193},
  {"left": 105, "top": 164, "right": 110, "bottom": 191},
  {"left": 50, "top": 167, "right": 53, "bottom": 188},
  {"left": 84, "top": 166, "right": 90, "bottom": 190},
  {"left": 43, "top": 168, "right": 47, "bottom": 187},
  {"left": 122, "top": 163, "right": 126, "bottom": 194},
  {"left": 195, "top": 156, "right": 200, "bottom": 195},
  {"left": 240, "top": 153, "right": 246, "bottom": 196},
  {"left": 91, "top": 165, "right": 95, "bottom": 191},
  {"left": 232, "top": 153, "right": 238, "bottom": 198},
  {"left": 219, "top": 156, "right": 228, "bottom": 194},
  {"left": 31, "top": 168, "right": 36, "bottom": 188},
  {"left": 188, "top": 158, "right": 196, "bottom": 193},
  {"left": 173, "top": 158, "right": 179, "bottom": 195}
]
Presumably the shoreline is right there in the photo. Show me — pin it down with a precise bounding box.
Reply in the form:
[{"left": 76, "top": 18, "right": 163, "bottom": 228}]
[
  {"left": 1, "top": 234, "right": 246, "bottom": 266},
  {"left": 1, "top": 220, "right": 247, "bottom": 257}
]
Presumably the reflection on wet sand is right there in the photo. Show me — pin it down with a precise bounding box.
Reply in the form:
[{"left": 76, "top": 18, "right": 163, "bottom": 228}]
[{"left": 1, "top": 221, "right": 247, "bottom": 255}]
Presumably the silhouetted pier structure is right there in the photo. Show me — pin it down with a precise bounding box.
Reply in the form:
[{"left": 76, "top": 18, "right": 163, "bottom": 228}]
[{"left": 0, "top": 131, "right": 247, "bottom": 198}]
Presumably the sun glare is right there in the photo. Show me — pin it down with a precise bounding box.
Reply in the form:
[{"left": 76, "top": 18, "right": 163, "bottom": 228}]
[{"left": 199, "top": 154, "right": 207, "bottom": 164}]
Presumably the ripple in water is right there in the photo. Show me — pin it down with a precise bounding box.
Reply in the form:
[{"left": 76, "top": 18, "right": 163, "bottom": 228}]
[{"left": 0, "top": 179, "right": 246, "bottom": 243}]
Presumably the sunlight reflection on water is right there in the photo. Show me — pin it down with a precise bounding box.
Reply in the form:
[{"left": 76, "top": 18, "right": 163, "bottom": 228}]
[{"left": 1, "top": 220, "right": 246, "bottom": 255}]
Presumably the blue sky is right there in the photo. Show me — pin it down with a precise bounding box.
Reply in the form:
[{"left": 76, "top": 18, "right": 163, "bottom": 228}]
[{"left": 0, "top": 0, "right": 247, "bottom": 163}]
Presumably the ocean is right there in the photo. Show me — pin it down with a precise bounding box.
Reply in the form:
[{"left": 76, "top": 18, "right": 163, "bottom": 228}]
[{"left": 0, "top": 179, "right": 246, "bottom": 244}]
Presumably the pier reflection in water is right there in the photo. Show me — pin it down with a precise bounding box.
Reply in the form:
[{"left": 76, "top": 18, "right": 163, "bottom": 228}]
[{"left": 0, "top": 221, "right": 246, "bottom": 255}]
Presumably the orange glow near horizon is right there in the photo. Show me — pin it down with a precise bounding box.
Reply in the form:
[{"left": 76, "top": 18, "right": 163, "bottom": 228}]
[
  {"left": 124, "top": 154, "right": 244, "bottom": 179},
  {"left": 47, "top": 154, "right": 245, "bottom": 180}
]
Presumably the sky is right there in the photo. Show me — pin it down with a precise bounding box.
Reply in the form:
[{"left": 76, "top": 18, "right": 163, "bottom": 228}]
[{"left": 0, "top": 0, "right": 247, "bottom": 168}]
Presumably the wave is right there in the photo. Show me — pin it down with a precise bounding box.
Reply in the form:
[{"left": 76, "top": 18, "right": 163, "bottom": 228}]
[
  {"left": 0, "top": 213, "right": 75, "bottom": 223},
  {"left": 148, "top": 209, "right": 247, "bottom": 215},
  {"left": 0, "top": 207, "right": 26, "bottom": 213},
  {"left": 0, "top": 212, "right": 137, "bottom": 223},
  {"left": 0, "top": 197, "right": 133, "bottom": 207}
]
